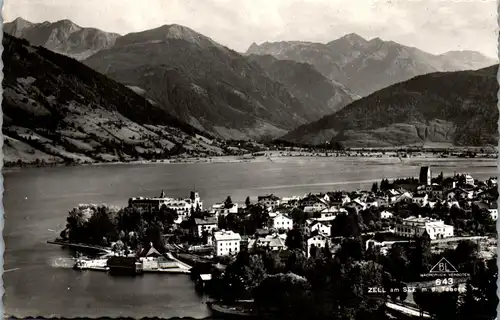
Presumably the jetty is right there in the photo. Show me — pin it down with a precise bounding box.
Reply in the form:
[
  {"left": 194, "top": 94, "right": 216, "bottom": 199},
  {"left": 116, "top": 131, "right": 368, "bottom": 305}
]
[
  {"left": 70, "top": 242, "right": 193, "bottom": 275},
  {"left": 47, "top": 240, "right": 112, "bottom": 253}
]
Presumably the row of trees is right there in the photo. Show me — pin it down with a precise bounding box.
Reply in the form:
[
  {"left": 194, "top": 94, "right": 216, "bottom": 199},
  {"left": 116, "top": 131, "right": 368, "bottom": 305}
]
[
  {"left": 217, "top": 204, "right": 270, "bottom": 236},
  {"left": 61, "top": 204, "right": 179, "bottom": 251},
  {"left": 210, "top": 239, "right": 388, "bottom": 320},
  {"left": 211, "top": 232, "right": 497, "bottom": 320}
]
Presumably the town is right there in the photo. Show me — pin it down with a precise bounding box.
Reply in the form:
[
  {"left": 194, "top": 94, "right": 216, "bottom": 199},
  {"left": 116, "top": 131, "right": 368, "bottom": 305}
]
[{"left": 53, "top": 166, "right": 498, "bottom": 319}]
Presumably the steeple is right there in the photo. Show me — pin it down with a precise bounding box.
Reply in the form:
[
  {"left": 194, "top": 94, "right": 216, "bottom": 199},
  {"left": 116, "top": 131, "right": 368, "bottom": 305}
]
[{"left": 160, "top": 189, "right": 166, "bottom": 198}]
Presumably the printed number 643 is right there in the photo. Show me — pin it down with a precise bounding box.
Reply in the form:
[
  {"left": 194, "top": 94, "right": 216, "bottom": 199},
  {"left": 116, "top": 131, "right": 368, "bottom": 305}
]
[{"left": 435, "top": 278, "right": 453, "bottom": 286}]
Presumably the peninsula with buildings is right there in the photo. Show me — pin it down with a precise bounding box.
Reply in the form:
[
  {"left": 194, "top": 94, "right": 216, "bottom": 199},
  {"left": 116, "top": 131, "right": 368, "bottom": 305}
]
[{"left": 51, "top": 166, "right": 498, "bottom": 319}]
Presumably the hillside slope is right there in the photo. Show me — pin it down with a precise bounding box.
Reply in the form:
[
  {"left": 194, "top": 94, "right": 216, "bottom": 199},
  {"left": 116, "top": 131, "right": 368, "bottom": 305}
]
[
  {"left": 84, "top": 24, "right": 326, "bottom": 140},
  {"left": 281, "top": 65, "right": 499, "bottom": 148},
  {"left": 246, "top": 34, "right": 496, "bottom": 97},
  {"left": 4, "top": 17, "right": 120, "bottom": 60},
  {"left": 247, "top": 54, "right": 359, "bottom": 115},
  {"left": 2, "top": 33, "right": 235, "bottom": 167}
]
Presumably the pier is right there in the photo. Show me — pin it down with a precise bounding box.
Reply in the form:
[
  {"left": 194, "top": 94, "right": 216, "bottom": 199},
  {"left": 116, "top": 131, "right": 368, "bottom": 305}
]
[{"left": 47, "top": 240, "right": 112, "bottom": 253}]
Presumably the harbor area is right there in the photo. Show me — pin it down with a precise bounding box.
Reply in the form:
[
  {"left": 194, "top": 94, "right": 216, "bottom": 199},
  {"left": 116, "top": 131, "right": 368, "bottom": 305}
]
[{"left": 67, "top": 242, "right": 192, "bottom": 275}]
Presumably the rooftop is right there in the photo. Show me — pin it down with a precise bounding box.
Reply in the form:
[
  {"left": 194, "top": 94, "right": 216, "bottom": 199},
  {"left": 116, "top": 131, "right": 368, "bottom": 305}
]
[
  {"left": 214, "top": 230, "right": 241, "bottom": 241},
  {"left": 194, "top": 217, "right": 218, "bottom": 225}
]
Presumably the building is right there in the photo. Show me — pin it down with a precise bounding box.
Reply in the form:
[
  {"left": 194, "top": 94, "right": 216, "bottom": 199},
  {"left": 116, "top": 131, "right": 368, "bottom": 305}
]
[
  {"left": 380, "top": 210, "right": 394, "bottom": 219},
  {"left": 488, "top": 202, "right": 498, "bottom": 220},
  {"left": 412, "top": 193, "right": 429, "bottom": 207},
  {"left": 128, "top": 190, "right": 202, "bottom": 224},
  {"left": 446, "top": 188, "right": 473, "bottom": 201},
  {"left": 211, "top": 202, "right": 238, "bottom": 218},
  {"left": 248, "top": 233, "right": 287, "bottom": 251},
  {"left": 430, "top": 186, "right": 444, "bottom": 198},
  {"left": 281, "top": 196, "right": 301, "bottom": 205},
  {"left": 473, "top": 201, "right": 498, "bottom": 221},
  {"left": 310, "top": 221, "right": 331, "bottom": 237},
  {"left": 137, "top": 243, "right": 178, "bottom": 270},
  {"left": 303, "top": 199, "right": 328, "bottom": 213},
  {"left": 464, "top": 174, "right": 475, "bottom": 186},
  {"left": 346, "top": 199, "right": 366, "bottom": 212},
  {"left": 213, "top": 230, "right": 241, "bottom": 257},
  {"left": 193, "top": 217, "right": 218, "bottom": 238},
  {"left": 307, "top": 233, "right": 330, "bottom": 258},
  {"left": 419, "top": 167, "right": 431, "bottom": 186},
  {"left": 312, "top": 207, "right": 348, "bottom": 222},
  {"left": 395, "top": 216, "right": 454, "bottom": 240},
  {"left": 258, "top": 194, "right": 281, "bottom": 210},
  {"left": 327, "top": 192, "right": 351, "bottom": 207},
  {"left": 271, "top": 213, "right": 294, "bottom": 231}
]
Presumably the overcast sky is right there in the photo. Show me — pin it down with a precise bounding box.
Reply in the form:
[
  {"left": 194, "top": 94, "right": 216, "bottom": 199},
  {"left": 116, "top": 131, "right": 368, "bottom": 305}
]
[{"left": 4, "top": 0, "right": 498, "bottom": 58}]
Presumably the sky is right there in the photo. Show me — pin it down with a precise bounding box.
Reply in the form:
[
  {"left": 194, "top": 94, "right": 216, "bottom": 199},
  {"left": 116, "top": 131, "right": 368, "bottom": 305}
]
[{"left": 4, "top": 0, "right": 499, "bottom": 58}]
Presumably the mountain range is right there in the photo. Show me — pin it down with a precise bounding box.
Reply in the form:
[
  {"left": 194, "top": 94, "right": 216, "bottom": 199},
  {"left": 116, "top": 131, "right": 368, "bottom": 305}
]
[
  {"left": 4, "top": 17, "right": 121, "bottom": 60},
  {"left": 247, "top": 54, "right": 359, "bottom": 115},
  {"left": 2, "top": 33, "right": 238, "bottom": 166},
  {"left": 246, "top": 34, "right": 496, "bottom": 97},
  {"left": 4, "top": 17, "right": 498, "bottom": 152},
  {"left": 282, "top": 65, "right": 499, "bottom": 148},
  {"left": 83, "top": 24, "right": 349, "bottom": 140}
]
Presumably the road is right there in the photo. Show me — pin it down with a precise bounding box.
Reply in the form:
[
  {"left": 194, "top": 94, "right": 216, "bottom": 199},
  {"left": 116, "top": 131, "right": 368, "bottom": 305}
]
[{"left": 386, "top": 302, "right": 431, "bottom": 318}]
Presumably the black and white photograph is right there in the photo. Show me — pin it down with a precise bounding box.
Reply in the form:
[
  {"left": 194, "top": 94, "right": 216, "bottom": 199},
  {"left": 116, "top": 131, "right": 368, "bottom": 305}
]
[{"left": 1, "top": 0, "right": 499, "bottom": 319}]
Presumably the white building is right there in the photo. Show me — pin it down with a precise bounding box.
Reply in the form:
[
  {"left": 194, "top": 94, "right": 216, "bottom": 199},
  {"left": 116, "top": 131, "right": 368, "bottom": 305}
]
[
  {"left": 464, "top": 174, "right": 475, "bottom": 186},
  {"left": 327, "top": 192, "right": 351, "bottom": 207},
  {"left": 307, "top": 233, "right": 330, "bottom": 258},
  {"left": 248, "top": 233, "right": 287, "bottom": 251},
  {"left": 211, "top": 202, "right": 238, "bottom": 219},
  {"left": 213, "top": 230, "right": 241, "bottom": 257},
  {"left": 271, "top": 213, "right": 293, "bottom": 231},
  {"left": 310, "top": 221, "right": 331, "bottom": 237},
  {"left": 194, "top": 217, "right": 218, "bottom": 238},
  {"left": 489, "top": 205, "right": 498, "bottom": 220},
  {"left": 347, "top": 199, "right": 366, "bottom": 212},
  {"left": 380, "top": 210, "right": 394, "bottom": 219},
  {"left": 281, "top": 196, "right": 302, "bottom": 205},
  {"left": 128, "top": 191, "right": 202, "bottom": 224},
  {"left": 474, "top": 201, "right": 498, "bottom": 221},
  {"left": 395, "top": 216, "right": 454, "bottom": 240},
  {"left": 303, "top": 201, "right": 328, "bottom": 213},
  {"left": 258, "top": 194, "right": 281, "bottom": 210},
  {"left": 412, "top": 193, "right": 429, "bottom": 207},
  {"left": 312, "top": 207, "right": 348, "bottom": 222}
]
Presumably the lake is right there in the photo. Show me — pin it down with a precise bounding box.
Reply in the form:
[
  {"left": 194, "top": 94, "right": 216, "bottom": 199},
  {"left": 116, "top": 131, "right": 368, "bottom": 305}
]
[{"left": 3, "top": 157, "right": 497, "bottom": 318}]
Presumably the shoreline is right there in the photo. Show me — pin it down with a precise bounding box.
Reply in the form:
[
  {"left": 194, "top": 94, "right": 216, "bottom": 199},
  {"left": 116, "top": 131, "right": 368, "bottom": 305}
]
[{"left": 3, "top": 153, "right": 497, "bottom": 172}]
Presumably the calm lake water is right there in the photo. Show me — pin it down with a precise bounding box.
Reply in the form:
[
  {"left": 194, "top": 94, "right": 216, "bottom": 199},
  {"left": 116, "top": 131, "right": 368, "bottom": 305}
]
[{"left": 3, "top": 157, "right": 497, "bottom": 318}]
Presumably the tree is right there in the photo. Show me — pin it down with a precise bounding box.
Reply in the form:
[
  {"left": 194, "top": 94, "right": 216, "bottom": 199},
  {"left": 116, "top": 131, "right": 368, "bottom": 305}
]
[
  {"left": 158, "top": 205, "right": 179, "bottom": 227},
  {"left": 380, "top": 179, "right": 391, "bottom": 191},
  {"left": 414, "top": 290, "right": 459, "bottom": 319},
  {"left": 285, "top": 227, "right": 307, "bottom": 252},
  {"left": 335, "top": 238, "right": 364, "bottom": 263},
  {"left": 290, "top": 207, "right": 307, "bottom": 225},
  {"left": 212, "top": 251, "right": 266, "bottom": 302},
  {"left": 371, "top": 182, "right": 378, "bottom": 193},
  {"left": 245, "top": 196, "right": 251, "bottom": 207},
  {"left": 86, "top": 205, "right": 119, "bottom": 246},
  {"left": 254, "top": 273, "right": 314, "bottom": 320},
  {"left": 458, "top": 257, "right": 498, "bottom": 320},
  {"left": 384, "top": 244, "right": 410, "bottom": 282},
  {"left": 409, "top": 230, "right": 431, "bottom": 278},
  {"left": 224, "top": 196, "right": 233, "bottom": 208},
  {"left": 66, "top": 207, "right": 89, "bottom": 242}
]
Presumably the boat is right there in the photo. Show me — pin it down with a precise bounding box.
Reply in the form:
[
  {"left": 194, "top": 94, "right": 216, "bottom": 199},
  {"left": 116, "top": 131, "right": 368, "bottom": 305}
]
[
  {"left": 207, "top": 301, "right": 255, "bottom": 318},
  {"left": 73, "top": 258, "right": 109, "bottom": 271}
]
